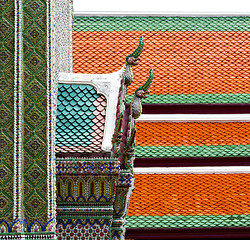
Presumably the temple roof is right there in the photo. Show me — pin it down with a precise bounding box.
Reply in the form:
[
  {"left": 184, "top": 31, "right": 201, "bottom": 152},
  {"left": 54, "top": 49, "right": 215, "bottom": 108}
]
[
  {"left": 73, "top": 16, "right": 250, "bottom": 104},
  {"left": 67, "top": 15, "right": 250, "bottom": 237},
  {"left": 126, "top": 173, "right": 250, "bottom": 229}
]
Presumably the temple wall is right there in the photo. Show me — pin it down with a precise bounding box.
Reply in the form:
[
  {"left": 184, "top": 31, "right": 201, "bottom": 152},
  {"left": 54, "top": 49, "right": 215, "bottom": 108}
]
[{"left": 0, "top": 0, "right": 72, "bottom": 237}]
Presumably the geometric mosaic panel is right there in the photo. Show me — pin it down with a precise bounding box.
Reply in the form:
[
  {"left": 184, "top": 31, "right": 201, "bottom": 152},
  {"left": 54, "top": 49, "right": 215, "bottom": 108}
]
[
  {"left": 57, "top": 221, "right": 111, "bottom": 240},
  {"left": 1, "top": 0, "right": 72, "bottom": 235},
  {"left": 22, "top": 0, "right": 48, "bottom": 227},
  {"left": 1, "top": 0, "right": 15, "bottom": 223}
]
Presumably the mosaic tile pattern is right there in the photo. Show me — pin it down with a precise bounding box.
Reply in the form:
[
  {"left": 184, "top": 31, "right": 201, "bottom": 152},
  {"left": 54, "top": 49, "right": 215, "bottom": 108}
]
[
  {"left": 72, "top": 17, "right": 250, "bottom": 104},
  {"left": 56, "top": 84, "right": 106, "bottom": 153},
  {"left": 57, "top": 220, "right": 111, "bottom": 240},
  {"left": 0, "top": 233, "right": 57, "bottom": 240},
  {"left": 0, "top": 0, "right": 15, "bottom": 225},
  {"left": 56, "top": 174, "right": 116, "bottom": 203},
  {"left": 22, "top": 0, "right": 48, "bottom": 226},
  {"left": 126, "top": 174, "right": 250, "bottom": 228},
  {"left": 1, "top": 0, "right": 72, "bottom": 235},
  {"left": 53, "top": 0, "right": 73, "bottom": 74},
  {"left": 56, "top": 159, "right": 120, "bottom": 175},
  {"left": 50, "top": 0, "right": 73, "bottom": 226}
]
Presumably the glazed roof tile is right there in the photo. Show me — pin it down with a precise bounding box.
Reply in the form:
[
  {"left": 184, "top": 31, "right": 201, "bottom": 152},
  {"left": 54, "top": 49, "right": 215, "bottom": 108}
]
[
  {"left": 72, "top": 16, "right": 250, "bottom": 104},
  {"left": 126, "top": 214, "right": 250, "bottom": 229},
  {"left": 55, "top": 84, "right": 106, "bottom": 153},
  {"left": 136, "top": 122, "right": 250, "bottom": 147},
  {"left": 73, "top": 16, "right": 250, "bottom": 32},
  {"left": 128, "top": 174, "right": 250, "bottom": 216},
  {"left": 134, "top": 122, "right": 250, "bottom": 158},
  {"left": 126, "top": 173, "right": 250, "bottom": 228}
]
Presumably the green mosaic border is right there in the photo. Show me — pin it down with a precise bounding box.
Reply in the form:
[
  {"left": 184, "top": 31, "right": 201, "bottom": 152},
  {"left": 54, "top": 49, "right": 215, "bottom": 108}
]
[
  {"left": 1, "top": 0, "right": 15, "bottom": 224},
  {"left": 73, "top": 16, "right": 250, "bottom": 32},
  {"left": 135, "top": 145, "right": 250, "bottom": 158},
  {"left": 126, "top": 94, "right": 250, "bottom": 104},
  {"left": 22, "top": 0, "right": 48, "bottom": 226},
  {"left": 126, "top": 214, "right": 250, "bottom": 228}
]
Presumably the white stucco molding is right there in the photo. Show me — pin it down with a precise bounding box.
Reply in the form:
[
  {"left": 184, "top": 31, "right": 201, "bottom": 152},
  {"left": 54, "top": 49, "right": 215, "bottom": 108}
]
[{"left": 59, "top": 69, "right": 124, "bottom": 152}]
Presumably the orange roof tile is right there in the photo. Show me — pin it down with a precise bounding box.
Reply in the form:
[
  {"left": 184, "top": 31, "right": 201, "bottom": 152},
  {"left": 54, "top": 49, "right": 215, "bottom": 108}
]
[
  {"left": 128, "top": 174, "right": 250, "bottom": 216},
  {"left": 73, "top": 31, "right": 250, "bottom": 95},
  {"left": 135, "top": 122, "right": 250, "bottom": 147}
]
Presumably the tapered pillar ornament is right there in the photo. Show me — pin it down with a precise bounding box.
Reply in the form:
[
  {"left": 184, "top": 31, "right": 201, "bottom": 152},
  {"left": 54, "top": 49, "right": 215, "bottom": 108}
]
[{"left": 0, "top": 0, "right": 73, "bottom": 238}]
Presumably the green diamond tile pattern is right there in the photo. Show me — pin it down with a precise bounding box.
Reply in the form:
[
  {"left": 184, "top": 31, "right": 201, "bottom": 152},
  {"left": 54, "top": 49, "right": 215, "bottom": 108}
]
[
  {"left": 22, "top": 0, "right": 48, "bottom": 226},
  {"left": 55, "top": 84, "right": 106, "bottom": 153},
  {"left": 24, "top": 191, "right": 47, "bottom": 216},
  {"left": 73, "top": 16, "right": 250, "bottom": 32},
  {"left": 126, "top": 215, "right": 250, "bottom": 229},
  {"left": 135, "top": 145, "right": 250, "bottom": 158},
  {"left": 1, "top": 0, "right": 15, "bottom": 223}
]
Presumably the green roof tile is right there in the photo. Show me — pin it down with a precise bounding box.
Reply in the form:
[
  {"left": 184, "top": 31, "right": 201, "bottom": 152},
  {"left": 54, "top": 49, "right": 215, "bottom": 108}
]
[
  {"left": 56, "top": 84, "right": 105, "bottom": 152},
  {"left": 126, "top": 93, "right": 250, "bottom": 104},
  {"left": 135, "top": 145, "right": 250, "bottom": 158},
  {"left": 73, "top": 16, "right": 250, "bottom": 32},
  {"left": 126, "top": 214, "right": 250, "bottom": 228}
]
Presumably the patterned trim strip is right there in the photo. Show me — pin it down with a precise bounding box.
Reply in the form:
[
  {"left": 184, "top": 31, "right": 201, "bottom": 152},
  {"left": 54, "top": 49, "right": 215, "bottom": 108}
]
[
  {"left": 135, "top": 145, "right": 250, "bottom": 158},
  {"left": 73, "top": 17, "right": 250, "bottom": 32},
  {"left": 126, "top": 215, "right": 250, "bottom": 228},
  {"left": 46, "top": 0, "right": 52, "bottom": 221},
  {"left": 56, "top": 160, "right": 120, "bottom": 175},
  {"left": 0, "top": 234, "right": 56, "bottom": 240},
  {"left": 126, "top": 94, "right": 250, "bottom": 104},
  {"left": 14, "top": 0, "right": 23, "bottom": 220}
]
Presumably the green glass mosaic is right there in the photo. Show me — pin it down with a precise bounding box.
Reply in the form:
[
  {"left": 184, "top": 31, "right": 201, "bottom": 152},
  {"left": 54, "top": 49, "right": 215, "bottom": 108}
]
[
  {"left": 73, "top": 16, "right": 250, "bottom": 32},
  {"left": 135, "top": 145, "right": 250, "bottom": 158},
  {"left": 0, "top": 0, "right": 15, "bottom": 223},
  {"left": 22, "top": 0, "right": 48, "bottom": 226},
  {"left": 126, "top": 214, "right": 250, "bottom": 228},
  {"left": 126, "top": 93, "right": 250, "bottom": 104}
]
